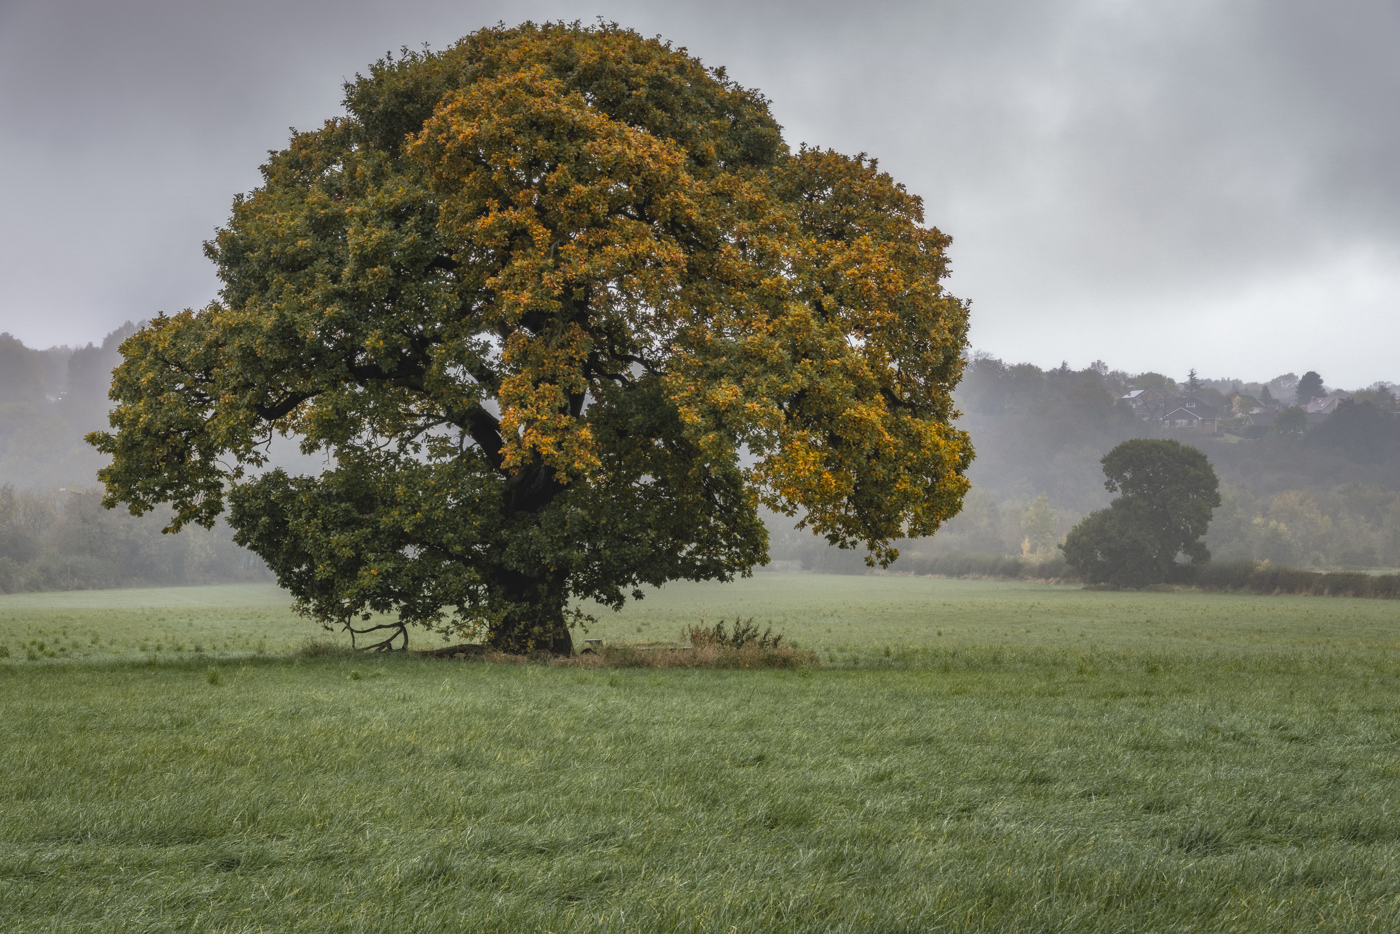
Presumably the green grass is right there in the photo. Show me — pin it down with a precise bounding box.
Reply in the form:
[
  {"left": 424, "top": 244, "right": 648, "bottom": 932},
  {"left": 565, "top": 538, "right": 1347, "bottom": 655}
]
[
  {"left": 0, "top": 584, "right": 312, "bottom": 661},
  {"left": 2, "top": 575, "right": 1399, "bottom": 931}
]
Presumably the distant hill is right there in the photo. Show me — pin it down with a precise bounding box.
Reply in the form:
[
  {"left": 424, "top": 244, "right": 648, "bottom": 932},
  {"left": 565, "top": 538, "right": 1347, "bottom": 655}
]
[
  {"left": 771, "top": 356, "right": 1400, "bottom": 572},
  {"left": 0, "top": 324, "right": 136, "bottom": 490},
  {"left": 0, "top": 325, "right": 282, "bottom": 592}
]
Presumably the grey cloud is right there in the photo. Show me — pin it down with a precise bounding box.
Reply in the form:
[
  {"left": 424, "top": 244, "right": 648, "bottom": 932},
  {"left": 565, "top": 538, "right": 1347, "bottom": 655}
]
[{"left": 1, "top": 0, "right": 1396, "bottom": 384}]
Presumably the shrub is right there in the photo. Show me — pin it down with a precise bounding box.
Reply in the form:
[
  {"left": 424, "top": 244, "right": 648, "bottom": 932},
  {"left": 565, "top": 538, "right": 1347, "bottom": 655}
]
[
  {"left": 293, "top": 640, "right": 352, "bottom": 659},
  {"left": 901, "top": 552, "right": 1077, "bottom": 581},
  {"left": 683, "top": 618, "right": 783, "bottom": 650}
]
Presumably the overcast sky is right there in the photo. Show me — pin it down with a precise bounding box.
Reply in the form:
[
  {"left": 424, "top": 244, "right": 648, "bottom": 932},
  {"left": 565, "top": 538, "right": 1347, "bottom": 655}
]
[{"left": 2, "top": 0, "right": 1397, "bottom": 386}]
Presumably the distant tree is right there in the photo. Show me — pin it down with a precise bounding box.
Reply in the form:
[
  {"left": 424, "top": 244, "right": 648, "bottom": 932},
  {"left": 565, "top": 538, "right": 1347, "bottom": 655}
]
[
  {"left": 1348, "top": 385, "right": 1396, "bottom": 411},
  {"left": 1186, "top": 368, "right": 1202, "bottom": 392},
  {"left": 89, "top": 23, "right": 974, "bottom": 653},
  {"left": 1273, "top": 406, "right": 1308, "bottom": 440},
  {"left": 1060, "top": 439, "right": 1219, "bottom": 587},
  {"left": 1192, "top": 386, "right": 1228, "bottom": 410},
  {"left": 1020, "top": 493, "right": 1059, "bottom": 557},
  {"left": 1296, "top": 371, "right": 1325, "bottom": 405},
  {"left": 0, "top": 334, "right": 47, "bottom": 405},
  {"left": 1134, "top": 372, "right": 1178, "bottom": 397},
  {"left": 1311, "top": 400, "right": 1399, "bottom": 464},
  {"left": 62, "top": 322, "right": 139, "bottom": 432},
  {"left": 1259, "top": 383, "right": 1274, "bottom": 404}
]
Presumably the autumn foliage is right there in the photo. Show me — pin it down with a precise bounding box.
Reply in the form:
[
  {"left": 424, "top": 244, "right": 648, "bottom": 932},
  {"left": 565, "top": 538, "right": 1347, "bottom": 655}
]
[{"left": 90, "top": 23, "right": 972, "bottom": 652}]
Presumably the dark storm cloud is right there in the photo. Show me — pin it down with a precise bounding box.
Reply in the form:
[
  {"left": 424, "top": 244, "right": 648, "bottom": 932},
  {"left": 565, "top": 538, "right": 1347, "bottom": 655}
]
[{"left": 2, "top": 0, "right": 1397, "bottom": 383}]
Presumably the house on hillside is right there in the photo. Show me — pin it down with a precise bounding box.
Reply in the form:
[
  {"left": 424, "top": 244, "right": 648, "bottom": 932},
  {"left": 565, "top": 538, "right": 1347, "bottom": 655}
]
[
  {"left": 1304, "top": 395, "right": 1343, "bottom": 425},
  {"left": 1121, "top": 388, "right": 1167, "bottom": 424},
  {"left": 1161, "top": 395, "right": 1220, "bottom": 430},
  {"left": 1229, "top": 393, "right": 1260, "bottom": 416},
  {"left": 1226, "top": 392, "right": 1285, "bottom": 427}
]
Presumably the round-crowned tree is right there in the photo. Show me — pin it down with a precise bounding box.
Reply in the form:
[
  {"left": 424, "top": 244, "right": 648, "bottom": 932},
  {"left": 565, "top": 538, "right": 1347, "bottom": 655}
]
[
  {"left": 1060, "top": 439, "right": 1220, "bottom": 588},
  {"left": 1295, "top": 371, "right": 1325, "bottom": 405},
  {"left": 90, "top": 23, "right": 973, "bottom": 652}
]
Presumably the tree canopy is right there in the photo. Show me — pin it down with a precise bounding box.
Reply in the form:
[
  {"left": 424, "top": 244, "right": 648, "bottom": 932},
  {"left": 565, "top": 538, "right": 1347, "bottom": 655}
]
[
  {"left": 1295, "top": 371, "right": 1325, "bottom": 405},
  {"left": 1060, "top": 439, "right": 1219, "bottom": 587},
  {"left": 1311, "top": 399, "right": 1400, "bottom": 464},
  {"left": 90, "top": 22, "right": 973, "bottom": 652}
]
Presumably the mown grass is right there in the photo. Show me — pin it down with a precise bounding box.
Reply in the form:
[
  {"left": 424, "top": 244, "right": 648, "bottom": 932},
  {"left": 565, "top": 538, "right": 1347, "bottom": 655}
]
[{"left": 2, "top": 575, "right": 1399, "bottom": 931}]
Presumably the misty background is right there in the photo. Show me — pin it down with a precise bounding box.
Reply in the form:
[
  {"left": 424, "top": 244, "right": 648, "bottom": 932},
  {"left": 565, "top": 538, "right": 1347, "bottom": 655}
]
[
  {"left": 3, "top": 3, "right": 1399, "bottom": 590},
  {"left": 3, "top": 322, "right": 1397, "bottom": 592}
]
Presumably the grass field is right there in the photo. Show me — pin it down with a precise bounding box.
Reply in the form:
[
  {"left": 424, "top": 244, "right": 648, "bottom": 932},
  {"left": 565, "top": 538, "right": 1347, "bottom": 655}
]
[{"left": 2, "top": 574, "right": 1399, "bottom": 931}]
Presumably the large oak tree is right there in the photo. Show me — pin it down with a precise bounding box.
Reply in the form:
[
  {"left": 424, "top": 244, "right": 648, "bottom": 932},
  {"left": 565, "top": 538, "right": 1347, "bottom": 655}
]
[{"left": 91, "top": 23, "right": 973, "bottom": 652}]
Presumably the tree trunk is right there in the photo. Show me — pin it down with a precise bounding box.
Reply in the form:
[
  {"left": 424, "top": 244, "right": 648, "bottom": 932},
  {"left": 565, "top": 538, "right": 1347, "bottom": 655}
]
[
  {"left": 486, "top": 611, "right": 574, "bottom": 655},
  {"left": 485, "top": 572, "right": 574, "bottom": 655}
]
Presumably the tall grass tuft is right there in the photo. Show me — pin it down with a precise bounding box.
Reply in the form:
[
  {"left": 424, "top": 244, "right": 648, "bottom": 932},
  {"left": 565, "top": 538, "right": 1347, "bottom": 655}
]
[
  {"left": 682, "top": 617, "right": 783, "bottom": 650},
  {"left": 554, "top": 620, "right": 814, "bottom": 669}
]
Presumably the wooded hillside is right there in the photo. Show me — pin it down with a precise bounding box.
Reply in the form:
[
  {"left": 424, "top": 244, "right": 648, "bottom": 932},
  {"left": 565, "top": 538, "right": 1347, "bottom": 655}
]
[{"left": 3, "top": 330, "right": 1397, "bottom": 586}]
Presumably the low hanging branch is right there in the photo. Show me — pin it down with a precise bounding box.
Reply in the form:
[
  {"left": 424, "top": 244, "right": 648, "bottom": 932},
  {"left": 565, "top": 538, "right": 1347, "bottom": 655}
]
[{"left": 343, "top": 620, "right": 409, "bottom": 652}]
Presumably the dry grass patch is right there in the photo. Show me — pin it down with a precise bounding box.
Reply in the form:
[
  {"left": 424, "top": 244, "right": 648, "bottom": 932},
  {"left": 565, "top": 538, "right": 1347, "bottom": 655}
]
[
  {"left": 415, "top": 619, "right": 819, "bottom": 669},
  {"left": 555, "top": 641, "right": 818, "bottom": 669}
]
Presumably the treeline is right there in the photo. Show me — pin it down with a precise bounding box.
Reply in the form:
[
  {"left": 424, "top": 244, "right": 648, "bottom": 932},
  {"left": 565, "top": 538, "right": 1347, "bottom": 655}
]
[
  {"left": 0, "top": 325, "right": 276, "bottom": 592},
  {"left": 905, "top": 356, "right": 1400, "bottom": 571},
  {"left": 1208, "top": 483, "right": 1400, "bottom": 568},
  {"left": 889, "top": 553, "right": 1400, "bottom": 601},
  {"left": 5, "top": 325, "right": 1400, "bottom": 588},
  {"left": 0, "top": 485, "right": 269, "bottom": 594},
  {"left": 1193, "top": 562, "right": 1400, "bottom": 599},
  {"left": 0, "top": 325, "right": 136, "bottom": 490}
]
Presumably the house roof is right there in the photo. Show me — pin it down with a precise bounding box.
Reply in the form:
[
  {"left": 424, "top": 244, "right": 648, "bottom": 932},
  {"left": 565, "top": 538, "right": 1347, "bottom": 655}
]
[
  {"left": 1231, "top": 393, "right": 1260, "bottom": 411},
  {"left": 1163, "top": 396, "right": 1219, "bottom": 419},
  {"left": 1121, "top": 389, "right": 1164, "bottom": 402},
  {"left": 1305, "top": 395, "right": 1342, "bottom": 414}
]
